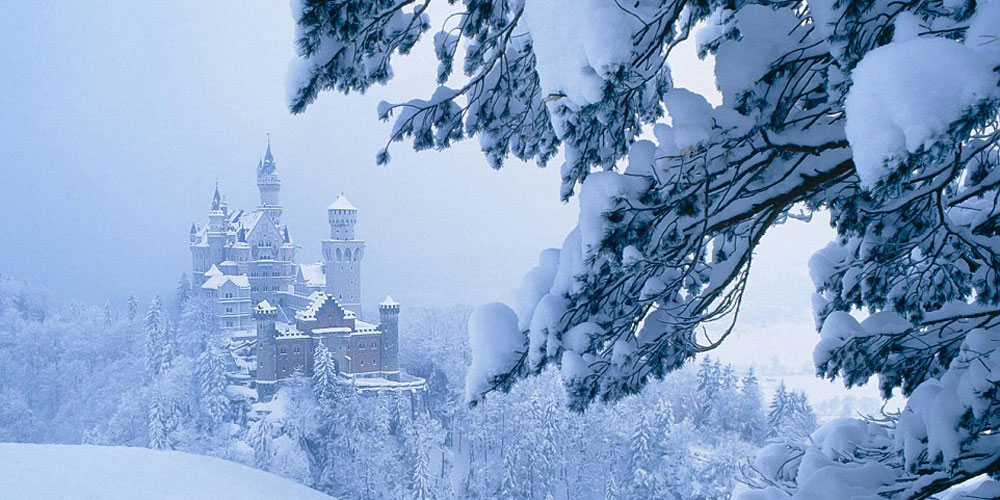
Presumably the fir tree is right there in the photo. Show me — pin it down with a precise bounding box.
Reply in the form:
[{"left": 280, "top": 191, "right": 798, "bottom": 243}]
[
  {"left": 198, "top": 346, "right": 229, "bottom": 428},
  {"left": 789, "top": 392, "right": 818, "bottom": 441},
  {"left": 499, "top": 447, "right": 518, "bottom": 498},
  {"left": 312, "top": 343, "right": 338, "bottom": 400},
  {"left": 175, "top": 273, "right": 190, "bottom": 312},
  {"left": 737, "top": 368, "right": 766, "bottom": 444},
  {"left": 410, "top": 449, "right": 434, "bottom": 500},
  {"left": 251, "top": 418, "right": 273, "bottom": 469},
  {"left": 147, "top": 398, "right": 172, "bottom": 450},
  {"left": 103, "top": 302, "right": 112, "bottom": 327},
  {"left": 766, "top": 382, "right": 791, "bottom": 440},
  {"left": 604, "top": 473, "right": 620, "bottom": 500},
  {"left": 144, "top": 297, "right": 163, "bottom": 377},
  {"left": 126, "top": 293, "right": 138, "bottom": 323}
]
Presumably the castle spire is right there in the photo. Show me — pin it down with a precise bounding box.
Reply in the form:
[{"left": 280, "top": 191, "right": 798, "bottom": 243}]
[
  {"left": 211, "top": 183, "right": 222, "bottom": 211},
  {"left": 258, "top": 136, "right": 277, "bottom": 178}
]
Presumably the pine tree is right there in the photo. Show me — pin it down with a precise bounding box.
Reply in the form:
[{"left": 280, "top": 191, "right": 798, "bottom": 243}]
[
  {"left": 252, "top": 418, "right": 273, "bottom": 469},
  {"left": 694, "top": 356, "right": 720, "bottom": 427},
  {"left": 148, "top": 399, "right": 172, "bottom": 450},
  {"left": 144, "top": 297, "right": 163, "bottom": 376},
  {"left": 198, "top": 346, "right": 229, "bottom": 428},
  {"left": 175, "top": 273, "right": 191, "bottom": 312},
  {"left": 789, "top": 392, "right": 818, "bottom": 441},
  {"left": 766, "top": 382, "right": 792, "bottom": 440},
  {"left": 126, "top": 293, "right": 138, "bottom": 323},
  {"left": 103, "top": 302, "right": 112, "bottom": 327},
  {"left": 737, "top": 368, "right": 766, "bottom": 444},
  {"left": 499, "top": 447, "right": 518, "bottom": 498},
  {"left": 410, "top": 449, "right": 434, "bottom": 500},
  {"left": 312, "top": 343, "right": 338, "bottom": 400},
  {"left": 604, "top": 473, "right": 620, "bottom": 500}
]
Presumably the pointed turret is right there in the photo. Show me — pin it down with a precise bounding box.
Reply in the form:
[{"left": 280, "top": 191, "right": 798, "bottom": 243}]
[
  {"left": 256, "top": 136, "right": 283, "bottom": 223},
  {"left": 211, "top": 183, "right": 222, "bottom": 211}
]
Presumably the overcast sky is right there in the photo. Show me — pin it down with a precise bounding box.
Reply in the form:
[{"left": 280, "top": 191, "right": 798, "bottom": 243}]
[{"left": 1, "top": 1, "right": 853, "bottom": 388}]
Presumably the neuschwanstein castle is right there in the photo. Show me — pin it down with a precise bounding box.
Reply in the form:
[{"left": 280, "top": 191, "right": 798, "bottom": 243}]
[{"left": 189, "top": 140, "right": 424, "bottom": 396}]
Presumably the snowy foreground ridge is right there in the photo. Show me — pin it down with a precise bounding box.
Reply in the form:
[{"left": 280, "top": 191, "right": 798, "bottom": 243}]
[{"left": 0, "top": 443, "right": 334, "bottom": 500}]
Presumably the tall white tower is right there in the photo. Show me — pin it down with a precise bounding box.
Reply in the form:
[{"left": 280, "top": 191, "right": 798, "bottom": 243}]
[
  {"left": 322, "top": 194, "right": 365, "bottom": 315},
  {"left": 257, "top": 138, "right": 283, "bottom": 224}
]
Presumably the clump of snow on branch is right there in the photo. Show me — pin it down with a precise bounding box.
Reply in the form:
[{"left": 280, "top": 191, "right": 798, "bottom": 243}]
[
  {"left": 845, "top": 37, "right": 999, "bottom": 187},
  {"left": 466, "top": 303, "right": 525, "bottom": 403}
]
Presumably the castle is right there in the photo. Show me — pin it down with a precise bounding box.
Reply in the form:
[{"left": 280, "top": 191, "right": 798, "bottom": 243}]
[{"left": 189, "top": 140, "right": 425, "bottom": 396}]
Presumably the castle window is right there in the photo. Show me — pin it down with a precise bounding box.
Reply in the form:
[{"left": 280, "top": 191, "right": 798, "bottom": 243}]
[
  {"left": 360, "top": 360, "right": 365, "bottom": 366},
  {"left": 293, "top": 346, "right": 300, "bottom": 354},
  {"left": 371, "top": 341, "right": 377, "bottom": 348},
  {"left": 226, "top": 321, "right": 233, "bottom": 327},
  {"left": 280, "top": 347, "right": 287, "bottom": 355},
  {"left": 226, "top": 306, "right": 232, "bottom": 313}
]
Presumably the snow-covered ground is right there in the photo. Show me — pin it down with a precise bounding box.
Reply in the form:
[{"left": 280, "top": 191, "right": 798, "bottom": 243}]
[{"left": 0, "top": 443, "right": 333, "bottom": 500}]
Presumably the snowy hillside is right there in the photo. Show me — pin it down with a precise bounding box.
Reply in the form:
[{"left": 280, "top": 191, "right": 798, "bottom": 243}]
[{"left": 0, "top": 443, "right": 334, "bottom": 500}]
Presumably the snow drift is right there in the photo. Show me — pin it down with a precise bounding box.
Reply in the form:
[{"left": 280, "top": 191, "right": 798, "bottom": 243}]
[{"left": 0, "top": 443, "right": 334, "bottom": 500}]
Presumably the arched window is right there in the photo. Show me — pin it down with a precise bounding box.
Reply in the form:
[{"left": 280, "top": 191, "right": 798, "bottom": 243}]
[
  {"left": 344, "top": 248, "right": 352, "bottom": 261},
  {"left": 354, "top": 249, "right": 361, "bottom": 262},
  {"left": 336, "top": 248, "right": 342, "bottom": 262}
]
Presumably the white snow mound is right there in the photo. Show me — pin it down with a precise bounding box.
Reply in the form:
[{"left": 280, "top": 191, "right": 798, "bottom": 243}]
[{"left": 0, "top": 443, "right": 334, "bottom": 500}]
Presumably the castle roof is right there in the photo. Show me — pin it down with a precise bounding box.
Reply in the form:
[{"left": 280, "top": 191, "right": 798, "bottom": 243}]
[
  {"left": 204, "top": 265, "right": 223, "bottom": 278},
  {"left": 380, "top": 295, "right": 399, "bottom": 307},
  {"left": 297, "top": 263, "right": 326, "bottom": 288},
  {"left": 255, "top": 300, "right": 277, "bottom": 313},
  {"left": 328, "top": 194, "right": 357, "bottom": 211},
  {"left": 202, "top": 273, "right": 250, "bottom": 290}
]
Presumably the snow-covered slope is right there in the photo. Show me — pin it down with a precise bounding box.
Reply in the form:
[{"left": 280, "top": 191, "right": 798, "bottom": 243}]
[{"left": 0, "top": 443, "right": 333, "bottom": 500}]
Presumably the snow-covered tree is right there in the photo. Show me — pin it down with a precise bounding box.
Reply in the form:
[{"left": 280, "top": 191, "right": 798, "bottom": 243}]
[
  {"left": 197, "top": 346, "right": 229, "bottom": 429},
  {"left": 499, "top": 448, "right": 519, "bottom": 498},
  {"left": 126, "top": 293, "right": 138, "bottom": 323},
  {"left": 175, "top": 273, "right": 190, "bottom": 313},
  {"left": 311, "top": 343, "right": 338, "bottom": 400},
  {"left": 736, "top": 369, "right": 766, "bottom": 444},
  {"left": 148, "top": 398, "right": 172, "bottom": 450},
  {"left": 103, "top": 301, "right": 112, "bottom": 327},
  {"left": 410, "top": 448, "right": 434, "bottom": 500},
  {"left": 144, "top": 297, "right": 163, "bottom": 376},
  {"left": 251, "top": 417, "right": 273, "bottom": 469},
  {"left": 604, "top": 474, "right": 620, "bottom": 500},
  {"left": 289, "top": 1, "right": 1000, "bottom": 497}
]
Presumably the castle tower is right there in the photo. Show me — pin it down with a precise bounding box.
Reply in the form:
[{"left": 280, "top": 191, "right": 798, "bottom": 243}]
[
  {"left": 322, "top": 194, "right": 365, "bottom": 315},
  {"left": 254, "top": 300, "right": 278, "bottom": 386},
  {"left": 379, "top": 296, "right": 400, "bottom": 380},
  {"left": 257, "top": 138, "right": 283, "bottom": 225},
  {"left": 207, "top": 184, "right": 227, "bottom": 266}
]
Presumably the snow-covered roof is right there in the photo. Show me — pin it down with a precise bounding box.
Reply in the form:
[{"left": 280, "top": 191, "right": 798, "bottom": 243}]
[
  {"left": 328, "top": 194, "right": 357, "bottom": 211},
  {"left": 298, "top": 263, "right": 326, "bottom": 287},
  {"left": 255, "top": 300, "right": 277, "bottom": 313},
  {"left": 310, "top": 326, "right": 352, "bottom": 335},
  {"left": 201, "top": 274, "right": 250, "bottom": 290},
  {"left": 204, "top": 265, "right": 223, "bottom": 278},
  {"left": 380, "top": 295, "right": 399, "bottom": 307},
  {"left": 355, "top": 319, "right": 379, "bottom": 332}
]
